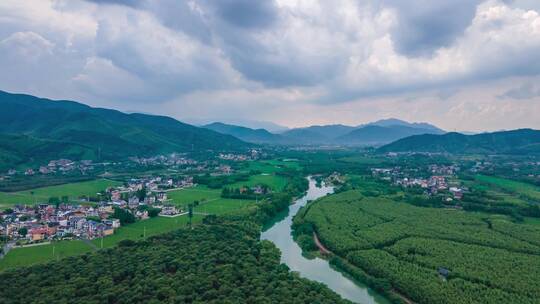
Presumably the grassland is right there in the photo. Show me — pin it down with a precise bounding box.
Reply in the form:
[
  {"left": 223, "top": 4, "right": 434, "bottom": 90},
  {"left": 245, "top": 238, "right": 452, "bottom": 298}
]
[
  {"left": 475, "top": 175, "right": 540, "bottom": 201},
  {"left": 0, "top": 240, "right": 93, "bottom": 271},
  {"left": 229, "top": 173, "right": 287, "bottom": 191},
  {"left": 0, "top": 179, "right": 121, "bottom": 208},
  {"left": 294, "top": 190, "right": 540, "bottom": 304},
  {"left": 168, "top": 185, "right": 257, "bottom": 215},
  {"left": 90, "top": 215, "right": 202, "bottom": 248},
  {"left": 245, "top": 159, "right": 301, "bottom": 173}
]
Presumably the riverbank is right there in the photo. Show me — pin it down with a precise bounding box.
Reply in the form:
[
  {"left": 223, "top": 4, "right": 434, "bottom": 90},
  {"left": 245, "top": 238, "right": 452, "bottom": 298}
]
[{"left": 262, "top": 177, "right": 391, "bottom": 304}]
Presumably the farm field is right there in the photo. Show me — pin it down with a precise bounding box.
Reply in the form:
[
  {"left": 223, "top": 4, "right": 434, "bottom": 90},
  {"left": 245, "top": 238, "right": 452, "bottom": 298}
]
[
  {"left": 245, "top": 159, "right": 300, "bottom": 173},
  {"left": 0, "top": 240, "right": 93, "bottom": 271},
  {"left": 475, "top": 175, "right": 540, "bottom": 201},
  {"left": 168, "top": 186, "right": 257, "bottom": 215},
  {"left": 228, "top": 173, "right": 287, "bottom": 191},
  {"left": 294, "top": 190, "right": 540, "bottom": 304},
  {"left": 90, "top": 215, "right": 202, "bottom": 248},
  {"left": 339, "top": 155, "right": 386, "bottom": 165},
  {"left": 0, "top": 179, "right": 120, "bottom": 208}
]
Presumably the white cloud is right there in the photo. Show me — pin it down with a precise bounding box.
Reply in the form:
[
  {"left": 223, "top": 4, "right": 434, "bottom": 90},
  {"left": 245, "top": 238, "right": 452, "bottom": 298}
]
[{"left": 0, "top": 0, "right": 539, "bottom": 131}]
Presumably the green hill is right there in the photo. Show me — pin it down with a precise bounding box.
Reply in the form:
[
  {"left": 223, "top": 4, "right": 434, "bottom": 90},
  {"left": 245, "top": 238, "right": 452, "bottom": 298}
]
[
  {"left": 203, "top": 122, "right": 288, "bottom": 144},
  {"left": 0, "top": 90, "right": 250, "bottom": 168},
  {"left": 337, "top": 125, "right": 443, "bottom": 146},
  {"left": 378, "top": 129, "right": 540, "bottom": 154}
]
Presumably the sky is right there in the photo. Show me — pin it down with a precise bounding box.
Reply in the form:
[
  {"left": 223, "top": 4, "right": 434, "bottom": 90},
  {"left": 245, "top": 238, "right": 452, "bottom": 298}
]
[{"left": 1, "top": 0, "right": 540, "bottom": 132}]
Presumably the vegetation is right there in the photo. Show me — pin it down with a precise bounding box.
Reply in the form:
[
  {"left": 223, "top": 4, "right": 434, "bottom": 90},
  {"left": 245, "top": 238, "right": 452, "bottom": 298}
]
[
  {"left": 474, "top": 175, "right": 540, "bottom": 201},
  {"left": 0, "top": 179, "right": 120, "bottom": 208},
  {"left": 0, "top": 222, "right": 350, "bottom": 304},
  {"left": 378, "top": 129, "right": 540, "bottom": 154},
  {"left": 0, "top": 90, "right": 250, "bottom": 169},
  {"left": 294, "top": 190, "right": 540, "bottom": 303}
]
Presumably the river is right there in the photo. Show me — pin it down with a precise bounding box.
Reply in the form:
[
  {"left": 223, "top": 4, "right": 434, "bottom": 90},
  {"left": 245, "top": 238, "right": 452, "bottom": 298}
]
[{"left": 261, "top": 177, "right": 390, "bottom": 304}]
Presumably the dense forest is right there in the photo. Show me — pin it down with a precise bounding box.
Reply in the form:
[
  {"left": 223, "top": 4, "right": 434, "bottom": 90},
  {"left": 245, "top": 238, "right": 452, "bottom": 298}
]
[
  {"left": 293, "top": 190, "right": 540, "bottom": 304},
  {"left": 0, "top": 220, "right": 349, "bottom": 303}
]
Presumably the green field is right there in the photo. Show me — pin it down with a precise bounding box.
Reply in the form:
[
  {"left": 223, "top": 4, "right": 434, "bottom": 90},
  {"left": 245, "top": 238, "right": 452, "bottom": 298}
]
[
  {"left": 91, "top": 215, "right": 202, "bottom": 248},
  {"left": 0, "top": 240, "right": 93, "bottom": 271},
  {"left": 246, "top": 159, "right": 300, "bottom": 173},
  {"left": 229, "top": 173, "right": 287, "bottom": 191},
  {"left": 339, "top": 155, "right": 386, "bottom": 165},
  {"left": 0, "top": 179, "right": 121, "bottom": 208},
  {"left": 167, "top": 185, "right": 221, "bottom": 205},
  {"left": 168, "top": 185, "right": 257, "bottom": 214},
  {"left": 294, "top": 190, "right": 540, "bottom": 304},
  {"left": 475, "top": 175, "right": 540, "bottom": 201}
]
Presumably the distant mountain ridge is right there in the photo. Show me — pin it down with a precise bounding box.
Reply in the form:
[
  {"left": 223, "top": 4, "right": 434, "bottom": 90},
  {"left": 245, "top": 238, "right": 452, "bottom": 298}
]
[
  {"left": 0, "top": 90, "right": 250, "bottom": 169},
  {"left": 337, "top": 124, "right": 444, "bottom": 146},
  {"left": 378, "top": 129, "right": 540, "bottom": 154},
  {"left": 366, "top": 118, "right": 444, "bottom": 133},
  {"left": 205, "top": 119, "right": 445, "bottom": 146},
  {"left": 203, "top": 122, "right": 288, "bottom": 144}
]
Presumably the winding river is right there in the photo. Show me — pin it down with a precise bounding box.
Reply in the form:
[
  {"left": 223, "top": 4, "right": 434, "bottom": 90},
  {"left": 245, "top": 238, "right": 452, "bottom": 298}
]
[{"left": 261, "top": 177, "right": 390, "bottom": 304}]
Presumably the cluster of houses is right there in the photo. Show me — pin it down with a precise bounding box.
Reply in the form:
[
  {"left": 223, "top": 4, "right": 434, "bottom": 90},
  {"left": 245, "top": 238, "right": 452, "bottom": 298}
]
[
  {"left": 0, "top": 204, "right": 122, "bottom": 243},
  {"left": 219, "top": 150, "right": 261, "bottom": 162},
  {"left": 372, "top": 165, "right": 465, "bottom": 200},
  {"left": 0, "top": 175, "right": 197, "bottom": 244},
  {"left": 2, "top": 159, "right": 96, "bottom": 180},
  {"left": 128, "top": 154, "right": 198, "bottom": 167}
]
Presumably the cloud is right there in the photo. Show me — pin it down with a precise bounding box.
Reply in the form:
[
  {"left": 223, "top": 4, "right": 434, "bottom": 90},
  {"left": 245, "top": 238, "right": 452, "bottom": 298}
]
[
  {"left": 498, "top": 83, "right": 540, "bottom": 99},
  {"left": 1, "top": 0, "right": 540, "bottom": 131},
  {"left": 384, "top": 0, "right": 482, "bottom": 57}
]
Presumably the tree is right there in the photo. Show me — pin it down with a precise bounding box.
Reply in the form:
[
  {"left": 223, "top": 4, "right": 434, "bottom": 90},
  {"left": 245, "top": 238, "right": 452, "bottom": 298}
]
[
  {"left": 148, "top": 207, "right": 161, "bottom": 218},
  {"left": 188, "top": 203, "right": 194, "bottom": 228},
  {"left": 136, "top": 187, "right": 147, "bottom": 201},
  {"left": 112, "top": 207, "right": 135, "bottom": 225},
  {"left": 48, "top": 197, "right": 61, "bottom": 208},
  {"left": 18, "top": 227, "right": 28, "bottom": 237}
]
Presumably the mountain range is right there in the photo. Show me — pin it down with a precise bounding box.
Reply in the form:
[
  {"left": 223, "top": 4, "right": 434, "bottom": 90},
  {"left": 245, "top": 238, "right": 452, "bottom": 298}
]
[
  {"left": 378, "top": 129, "right": 540, "bottom": 154},
  {"left": 204, "top": 119, "right": 445, "bottom": 146},
  {"left": 0, "top": 90, "right": 249, "bottom": 169}
]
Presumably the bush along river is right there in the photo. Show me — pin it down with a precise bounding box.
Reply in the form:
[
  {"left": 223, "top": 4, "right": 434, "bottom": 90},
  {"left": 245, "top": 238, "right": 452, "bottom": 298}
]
[{"left": 261, "top": 177, "right": 390, "bottom": 304}]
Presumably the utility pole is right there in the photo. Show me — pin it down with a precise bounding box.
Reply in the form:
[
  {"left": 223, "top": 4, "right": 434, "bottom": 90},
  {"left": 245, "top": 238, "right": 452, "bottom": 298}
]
[{"left": 143, "top": 226, "right": 146, "bottom": 238}]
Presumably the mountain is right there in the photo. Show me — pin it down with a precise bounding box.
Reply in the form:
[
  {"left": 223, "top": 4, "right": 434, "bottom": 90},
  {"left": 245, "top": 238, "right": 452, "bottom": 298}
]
[
  {"left": 278, "top": 119, "right": 445, "bottom": 146},
  {"left": 336, "top": 125, "right": 444, "bottom": 146},
  {"left": 280, "top": 124, "right": 356, "bottom": 144},
  {"left": 0, "top": 133, "right": 99, "bottom": 171},
  {"left": 203, "top": 122, "right": 287, "bottom": 144},
  {"left": 0, "top": 90, "right": 250, "bottom": 167},
  {"left": 378, "top": 129, "right": 540, "bottom": 154},
  {"left": 366, "top": 118, "right": 444, "bottom": 133}
]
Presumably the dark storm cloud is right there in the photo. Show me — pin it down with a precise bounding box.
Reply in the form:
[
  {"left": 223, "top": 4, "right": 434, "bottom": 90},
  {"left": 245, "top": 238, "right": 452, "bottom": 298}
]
[
  {"left": 499, "top": 83, "right": 540, "bottom": 100},
  {"left": 384, "top": 0, "right": 481, "bottom": 57},
  {"left": 85, "top": 0, "right": 143, "bottom": 7},
  {"left": 206, "top": 0, "right": 278, "bottom": 29}
]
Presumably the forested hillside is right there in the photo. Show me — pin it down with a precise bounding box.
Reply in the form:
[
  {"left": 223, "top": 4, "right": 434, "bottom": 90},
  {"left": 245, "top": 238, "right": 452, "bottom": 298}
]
[
  {"left": 379, "top": 129, "right": 540, "bottom": 154},
  {"left": 0, "top": 90, "right": 250, "bottom": 167}
]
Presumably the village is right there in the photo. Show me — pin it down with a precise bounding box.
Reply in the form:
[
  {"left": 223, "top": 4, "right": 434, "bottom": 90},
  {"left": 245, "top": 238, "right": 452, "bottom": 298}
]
[
  {"left": 371, "top": 164, "right": 465, "bottom": 200},
  {"left": 0, "top": 174, "right": 197, "bottom": 247}
]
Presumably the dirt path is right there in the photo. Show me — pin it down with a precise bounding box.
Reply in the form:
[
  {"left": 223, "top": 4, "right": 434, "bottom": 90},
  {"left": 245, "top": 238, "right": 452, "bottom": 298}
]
[{"left": 313, "top": 232, "right": 331, "bottom": 255}]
